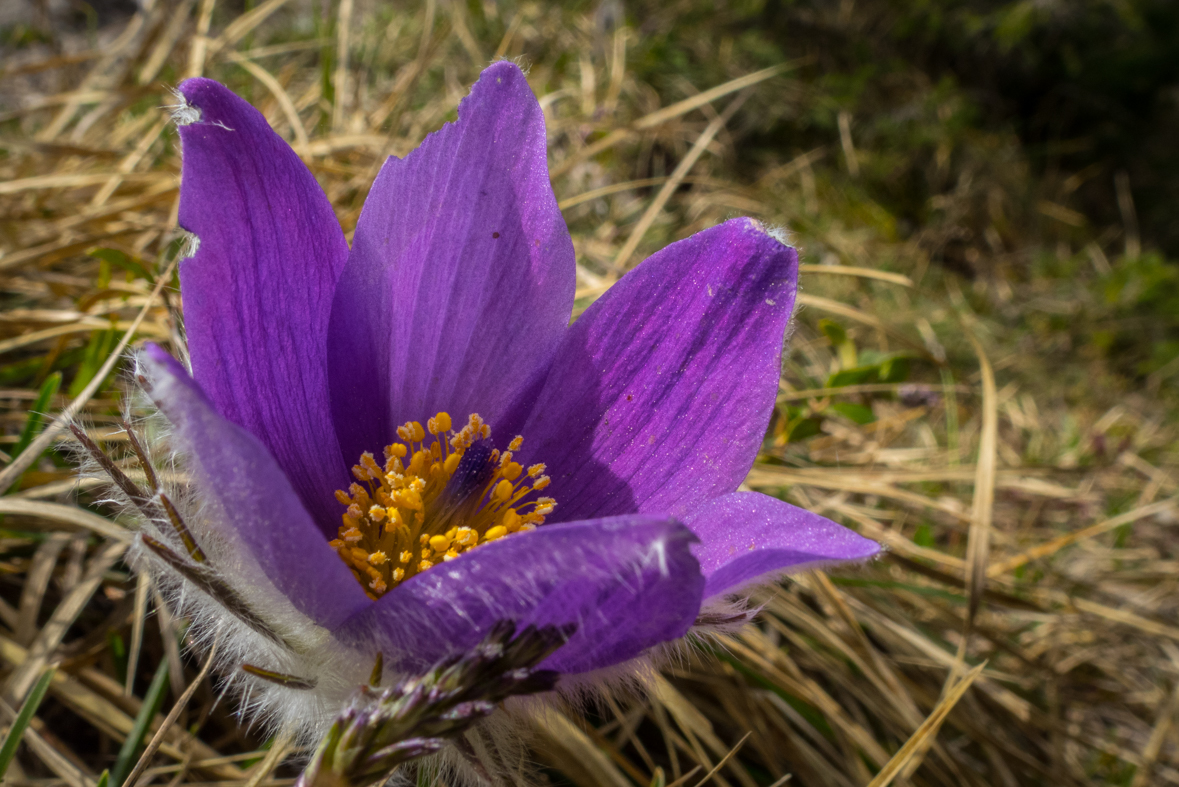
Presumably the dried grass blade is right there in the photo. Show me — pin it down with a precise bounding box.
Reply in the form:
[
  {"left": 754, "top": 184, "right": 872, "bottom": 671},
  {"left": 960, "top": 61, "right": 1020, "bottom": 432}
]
[
  {"left": 551, "top": 62, "right": 799, "bottom": 178},
  {"left": 653, "top": 674, "right": 756, "bottom": 787},
  {"left": 614, "top": 91, "right": 750, "bottom": 269},
  {"left": 332, "top": 0, "right": 353, "bottom": 130},
  {"left": 0, "top": 173, "right": 123, "bottom": 196},
  {"left": 690, "top": 732, "right": 751, "bottom": 787},
  {"left": 797, "top": 264, "right": 913, "bottom": 287},
  {"left": 208, "top": 0, "right": 292, "bottom": 57},
  {"left": 0, "top": 499, "right": 131, "bottom": 543},
  {"left": 865, "top": 662, "right": 985, "bottom": 787},
  {"left": 3, "top": 540, "right": 128, "bottom": 703},
  {"left": 0, "top": 256, "right": 178, "bottom": 497},
  {"left": 795, "top": 294, "right": 933, "bottom": 359},
  {"left": 559, "top": 176, "right": 674, "bottom": 210},
  {"left": 746, "top": 467, "right": 972, "bottom": 523},
  {"left": 964, "top": 332, "right": 997, "bottom": 632},
  {"left": 233, "top": 57, "right": 311, "bottom": 152},
  {"left": 125, "top": 573, "right": 150, "bottom": 696},
  {"left": 15, "top": 534, "right": 70, "bottom": 646},
  {"left": 138, "top": 0, "right": 197, "bottom": 85},
  {"left": 533, "top": 707, "right": 633, "bottom": 787},
  {"left": 110, "top": 658, "right": 170, "bottom": 787},
  {"left": 240, "top": 727, "right": 295, "bottom": 787},
  {"left": 0, "top": 633, "right": 244, "bottom": 778},
  {"left": 493, "top": 10, "right": 524, "bottom": 59},
  {"left": 187, "top": 0, "right": 218, "bottom": 78},
  {"left": 987, "top": 496, "right": 1178, "bottom": 576},
  {"left": 1129, "top": 681, "right": 1179, "bottom": 787},
  {"left": 0, "top": 320, "right": 161, "bottom": 357},
  {"left": 122, "top": 636, "right": 219, "bottom": 787},
  {"left": 0, "top": 665, "right": 56, "bottom": 779}
]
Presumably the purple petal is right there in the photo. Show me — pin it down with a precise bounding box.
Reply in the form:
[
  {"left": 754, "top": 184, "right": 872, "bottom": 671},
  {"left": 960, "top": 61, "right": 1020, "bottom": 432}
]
[
  {"left": 177, "top": 78, "right": 349, "bottom": 530},
  {"left": 327, "top": 61, "right": 575, "bottom": 463},
  {"left": 334, "top": 516, "right": 703, "bottom": 674},
  {"left": 685, "top": 491, "right": 881, "bottom": 599},
  {"left": 512, "top": 219, "right": 798, "bottom": 522},
  {"left": 140, "top": 345, "right": 371, "bottom": 630}
]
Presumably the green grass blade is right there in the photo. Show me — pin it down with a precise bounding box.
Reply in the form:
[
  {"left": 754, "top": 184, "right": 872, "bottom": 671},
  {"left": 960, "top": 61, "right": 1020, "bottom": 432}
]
[
  {"left": 0, "top": 665, "right": 57, "bottom": 779},
  {"left": 110, "top": 657, "right": 169, "bottom": 787},
  {"left": 10, "top": 372, "right": 61, "bottom": 462}
]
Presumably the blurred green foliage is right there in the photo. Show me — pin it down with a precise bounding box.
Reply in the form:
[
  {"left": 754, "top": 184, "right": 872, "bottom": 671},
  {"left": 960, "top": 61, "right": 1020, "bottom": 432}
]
[{"left": 616, "top": 0, "right": 1178, "bottom": 391}]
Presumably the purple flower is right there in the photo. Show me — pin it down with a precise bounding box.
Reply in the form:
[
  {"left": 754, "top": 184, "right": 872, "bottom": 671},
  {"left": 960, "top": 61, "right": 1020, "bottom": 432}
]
[{"left": 117, "top": 62, "right": 876, "bottom": 743}]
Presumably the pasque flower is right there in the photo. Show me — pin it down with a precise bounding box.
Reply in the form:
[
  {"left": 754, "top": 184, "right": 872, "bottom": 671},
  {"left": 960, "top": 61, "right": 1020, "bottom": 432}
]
[{"left": 88, "top": 61, "right": 878, "bottom": 767}]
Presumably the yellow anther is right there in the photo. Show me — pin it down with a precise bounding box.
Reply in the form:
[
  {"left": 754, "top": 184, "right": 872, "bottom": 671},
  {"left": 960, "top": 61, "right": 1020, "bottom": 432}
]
[
  {"left": 493, "top": 479, "right": 515, "bottom": 502},
  {"left": 332, "top": 411, "right": 555, "bottom": 598},
  {"left": 396, "top": 487, "right": 423, "bottom": 511},
  {"left": 501, "top": 509, "right": 521, "bottom": 532},
  {"left": 397, "top": 422, "right": 425, "bottom": 443}
]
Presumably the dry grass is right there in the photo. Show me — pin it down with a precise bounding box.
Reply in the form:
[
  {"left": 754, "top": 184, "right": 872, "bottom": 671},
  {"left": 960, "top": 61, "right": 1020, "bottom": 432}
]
[{"left": 0, "top": 2, "right": 1175, "bottom": 786}]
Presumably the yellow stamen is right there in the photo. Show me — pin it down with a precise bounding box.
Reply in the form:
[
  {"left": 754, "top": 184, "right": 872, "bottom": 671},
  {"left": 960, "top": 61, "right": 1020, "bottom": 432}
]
[{"left": 331, "top": 412, "right": 556, "bottom": 597}]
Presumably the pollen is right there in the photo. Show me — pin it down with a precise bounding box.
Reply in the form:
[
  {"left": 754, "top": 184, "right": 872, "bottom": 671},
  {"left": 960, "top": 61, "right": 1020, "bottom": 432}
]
[{"left": 332, "top": 412, "right": 556, "bottom": 599}]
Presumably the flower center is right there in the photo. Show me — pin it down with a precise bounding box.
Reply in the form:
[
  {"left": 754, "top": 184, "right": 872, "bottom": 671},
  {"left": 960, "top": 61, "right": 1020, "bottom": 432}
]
[{"left": 330, "top": 413, "right": 554, "bottom": 599}]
